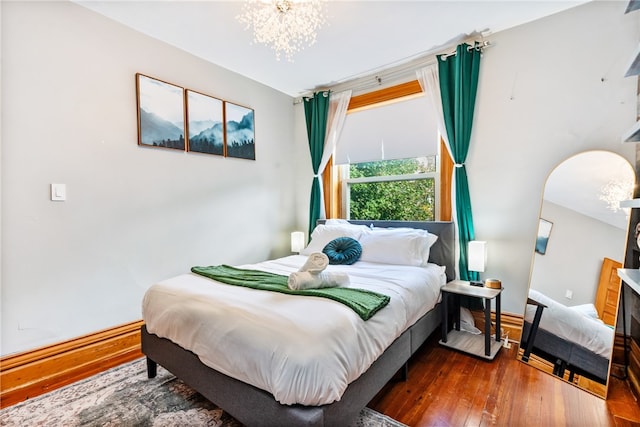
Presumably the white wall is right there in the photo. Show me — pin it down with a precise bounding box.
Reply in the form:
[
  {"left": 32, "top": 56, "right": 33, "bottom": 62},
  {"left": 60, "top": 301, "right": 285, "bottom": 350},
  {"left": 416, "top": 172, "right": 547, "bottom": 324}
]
[
  {"left": 530, "top": 201, "right": 626, "bottom": 305},
  {"left": 294, "top": 104, "right": 313, "bottom": 236},
  {"left": 1, "top": 1, "right": 303, "bottom": 356},
  {"left": 468, "top": 1, "right": 638, "bottom": 315}
]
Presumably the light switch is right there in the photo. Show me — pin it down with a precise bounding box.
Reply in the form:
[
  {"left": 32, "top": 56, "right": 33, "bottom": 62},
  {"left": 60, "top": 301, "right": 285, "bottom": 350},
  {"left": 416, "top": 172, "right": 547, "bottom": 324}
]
[{"left": 51, "top": 183, "right": 66, "bottom": 201}]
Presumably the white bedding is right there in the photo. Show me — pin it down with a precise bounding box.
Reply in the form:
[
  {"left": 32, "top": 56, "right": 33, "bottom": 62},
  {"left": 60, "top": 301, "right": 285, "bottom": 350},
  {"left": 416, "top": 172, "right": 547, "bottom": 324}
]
[
  {"left": 142, "top": 255, "right": 446, "bottom": 406},
  {"left": 525, "top": 289, "right": 613, "bottom": 357}
]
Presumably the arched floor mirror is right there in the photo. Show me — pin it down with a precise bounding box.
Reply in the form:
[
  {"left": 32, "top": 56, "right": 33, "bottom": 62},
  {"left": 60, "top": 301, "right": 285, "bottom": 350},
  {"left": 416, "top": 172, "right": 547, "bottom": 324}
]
[{"left": 517, "top": 150, "right": 635, "bottom": 398}]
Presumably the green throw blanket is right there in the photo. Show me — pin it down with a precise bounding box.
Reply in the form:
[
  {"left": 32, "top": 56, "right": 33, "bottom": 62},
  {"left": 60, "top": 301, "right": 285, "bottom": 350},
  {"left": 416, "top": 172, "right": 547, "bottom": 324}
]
[{"left": 190, "top": 265, "right": 390, "bottom": 321}]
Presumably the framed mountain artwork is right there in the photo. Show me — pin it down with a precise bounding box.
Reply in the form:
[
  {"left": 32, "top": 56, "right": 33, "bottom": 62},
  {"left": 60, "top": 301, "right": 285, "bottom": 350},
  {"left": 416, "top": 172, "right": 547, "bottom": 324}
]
[
  {"left": 186, "top": 90, "right": 224, "bottom": 156},
  {"left": 224, "top": 101, "right": 255, "bottom": 160},
  {"left": 136, "top": 74, "right": 185, "bottom": 150}
]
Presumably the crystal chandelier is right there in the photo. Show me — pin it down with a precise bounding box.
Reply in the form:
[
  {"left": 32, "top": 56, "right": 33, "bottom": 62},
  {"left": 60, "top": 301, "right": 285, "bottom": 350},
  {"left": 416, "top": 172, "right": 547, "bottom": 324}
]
[
  {"left": 600, "top": 178, "right": 634, "bottom": 212},
  {"left": 237, "top": 0, "right": 327, "bottom": 61}
]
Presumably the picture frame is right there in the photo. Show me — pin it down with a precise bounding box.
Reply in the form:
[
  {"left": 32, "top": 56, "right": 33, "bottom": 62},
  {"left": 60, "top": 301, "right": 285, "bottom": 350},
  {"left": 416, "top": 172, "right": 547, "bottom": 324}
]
[
  {"left": 225, "top": 101, "right": 255, "bottom": 160},
  {"left": 535, "top": 218, "right": 553, "bottom": 255},
  {"left": 136, "top": 74, "right": 185, "bottom": 150},
  {"left": 186, "top": 90, "right": 224, "bottom": 156}
]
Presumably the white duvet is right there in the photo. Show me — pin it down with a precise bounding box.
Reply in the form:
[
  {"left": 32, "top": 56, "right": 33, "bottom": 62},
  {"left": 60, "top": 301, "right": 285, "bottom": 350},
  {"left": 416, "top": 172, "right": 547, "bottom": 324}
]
[
  {"left": 525, "top": 289, "right": 614, "bottom": 357},
  {"left": 142, "top": 255, "right": 446, "bottom": 406}
]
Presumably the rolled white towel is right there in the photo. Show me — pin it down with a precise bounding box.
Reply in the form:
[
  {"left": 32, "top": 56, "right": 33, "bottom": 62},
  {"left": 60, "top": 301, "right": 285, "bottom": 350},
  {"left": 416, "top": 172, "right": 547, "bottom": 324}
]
[
  {"left": 299, "top": 252, "right": 329, "bottom": 273},
  {"left": 287, "top": 271, "right": 350, "bottom": 290}
]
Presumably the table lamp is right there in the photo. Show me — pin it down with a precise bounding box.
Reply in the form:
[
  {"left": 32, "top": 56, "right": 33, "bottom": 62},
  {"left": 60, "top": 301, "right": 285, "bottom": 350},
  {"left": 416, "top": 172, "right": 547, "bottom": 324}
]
[
  {"left": 291, "top": 231, "right": 305, "bottom": 253},
  {"left": 468, "top": 240, "right": 486, "bottom": 286}
]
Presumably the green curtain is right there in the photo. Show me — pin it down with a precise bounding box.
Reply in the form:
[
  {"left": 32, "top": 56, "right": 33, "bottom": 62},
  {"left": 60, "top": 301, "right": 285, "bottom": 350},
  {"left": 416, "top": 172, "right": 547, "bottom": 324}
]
[
  {"left": 438, "top": 43, "right": 482, "bottom": 281},
  {"left": 303, "top": 91, "right": 330, "bottom": 239}
]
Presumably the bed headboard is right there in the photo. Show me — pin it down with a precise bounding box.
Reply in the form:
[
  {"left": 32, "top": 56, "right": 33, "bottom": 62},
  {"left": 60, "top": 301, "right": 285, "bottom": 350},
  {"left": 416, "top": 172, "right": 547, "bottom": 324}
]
[{"left": 317, "top": 220, "right": 456, "bottom": 282}]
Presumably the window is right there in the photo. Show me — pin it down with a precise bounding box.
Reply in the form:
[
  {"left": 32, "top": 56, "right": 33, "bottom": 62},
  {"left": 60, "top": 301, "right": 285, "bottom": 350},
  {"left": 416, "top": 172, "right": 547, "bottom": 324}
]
[
  {"left": 325, "top": 81, "right": 451, "bottom": 221},
  {"left": 343, "top": 156, "right": 438, "bottom": 221}
]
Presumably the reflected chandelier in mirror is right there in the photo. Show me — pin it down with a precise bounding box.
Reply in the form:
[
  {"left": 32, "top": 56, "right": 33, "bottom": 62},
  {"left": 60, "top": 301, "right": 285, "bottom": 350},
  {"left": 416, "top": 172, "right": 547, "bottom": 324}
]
[{"left": 517, "top": 150, "right": 635, "bottom": 399}]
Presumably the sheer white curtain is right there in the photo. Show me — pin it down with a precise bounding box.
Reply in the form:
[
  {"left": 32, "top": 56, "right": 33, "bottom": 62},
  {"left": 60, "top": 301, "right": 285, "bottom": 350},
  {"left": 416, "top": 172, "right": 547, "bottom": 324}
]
[
  {"left": 417, "top": 65, "right": 450, "bottom": 157},
  {"left": 417, "top": 65, "right": 460, "bottom": 278},
  {"left": 316, "top": 90, "right": 352, "bottom": 219}
]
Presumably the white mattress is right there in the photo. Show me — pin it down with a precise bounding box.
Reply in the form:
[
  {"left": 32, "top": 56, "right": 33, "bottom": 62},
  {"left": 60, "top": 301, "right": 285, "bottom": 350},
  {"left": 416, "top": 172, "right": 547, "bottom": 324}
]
[
  {"left": 142, "top": 255, "right": 446, "bottom": 405},
  {"left": 525, "top": 289, "right": 614, "bottom": 357}
]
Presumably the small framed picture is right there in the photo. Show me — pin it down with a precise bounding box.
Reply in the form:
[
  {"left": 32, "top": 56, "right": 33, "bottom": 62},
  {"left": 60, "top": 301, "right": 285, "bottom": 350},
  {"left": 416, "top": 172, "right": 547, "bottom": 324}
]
[
  {"left": 225, "top": 101, "right": 255, "bottom": 160},
  {"left": 186, "top": 90, "right": 224, "bottom": 156},
  {"left": 136, "top": 74, "right": 185, "bottom": 150},
  {"left": 535, "top": 218, "right": 553, "bottom": 255}
]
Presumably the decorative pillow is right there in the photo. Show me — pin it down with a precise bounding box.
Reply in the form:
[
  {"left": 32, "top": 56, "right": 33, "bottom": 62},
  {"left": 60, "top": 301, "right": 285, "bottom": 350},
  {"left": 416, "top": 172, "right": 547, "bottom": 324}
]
[
  {"left": 359, "top": 228, "right": 438, "bottom": 266},
  {"left": 300, "top": 224, "right": 365, "bottom": 256},
  {"left": 322, "top": 237, "right": 362, "bottom": 265}
]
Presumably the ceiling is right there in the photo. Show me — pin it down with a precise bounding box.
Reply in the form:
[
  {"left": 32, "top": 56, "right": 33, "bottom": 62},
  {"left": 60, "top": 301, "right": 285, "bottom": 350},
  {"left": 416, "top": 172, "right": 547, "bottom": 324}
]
[{"left": 75, "top": 0, "right": 589, "bottom": 97}]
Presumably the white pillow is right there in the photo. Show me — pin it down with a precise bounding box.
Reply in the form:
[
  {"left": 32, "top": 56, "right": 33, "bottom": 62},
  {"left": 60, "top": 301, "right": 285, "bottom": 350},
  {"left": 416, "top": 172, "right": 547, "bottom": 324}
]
[
  {"left": 324, "top": 219, "right": 354, "bottom": 226},
  {"left": 569, "top": 303, "right": 601, "bottom": 320},
  {"left": 373, "top": 227, "right": 438, "bottom": 263},
  {"left": 300, "top": 224, "right": 366, "bottom": 255},
  {"left": 324, "top": 219, "right": 373, "bottom": 231},
  {"left": 358, "top": 228, "right": 438, "bottom": 266}
]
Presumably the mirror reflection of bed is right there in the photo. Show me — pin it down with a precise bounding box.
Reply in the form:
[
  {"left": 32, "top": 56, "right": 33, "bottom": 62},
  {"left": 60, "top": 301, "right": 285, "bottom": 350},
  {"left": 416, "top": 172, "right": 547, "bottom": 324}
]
[{"left": 517, "top": 150, "right": 635, "bottom": 399}]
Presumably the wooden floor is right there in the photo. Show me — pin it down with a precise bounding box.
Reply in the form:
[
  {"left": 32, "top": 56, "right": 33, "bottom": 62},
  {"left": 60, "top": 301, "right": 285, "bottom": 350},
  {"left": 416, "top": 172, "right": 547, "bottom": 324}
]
[{"left": 369, "top": 333, "right": 640, "bottom": 427}]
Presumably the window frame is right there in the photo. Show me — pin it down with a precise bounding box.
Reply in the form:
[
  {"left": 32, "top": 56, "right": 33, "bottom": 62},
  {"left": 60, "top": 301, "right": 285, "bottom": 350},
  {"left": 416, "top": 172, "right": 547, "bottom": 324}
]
[
  {"left": 342, "top": 168, "right": 440, "bottom": 221},
  {"left": 324, "top": 80, "right": 452, "bottom": 221}
]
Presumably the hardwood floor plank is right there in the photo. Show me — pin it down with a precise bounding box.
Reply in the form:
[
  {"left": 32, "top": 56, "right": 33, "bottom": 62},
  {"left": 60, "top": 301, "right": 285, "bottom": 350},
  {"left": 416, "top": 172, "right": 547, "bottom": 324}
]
[{"left": 370, "top": 333, "right": 640, "bottom": 426}]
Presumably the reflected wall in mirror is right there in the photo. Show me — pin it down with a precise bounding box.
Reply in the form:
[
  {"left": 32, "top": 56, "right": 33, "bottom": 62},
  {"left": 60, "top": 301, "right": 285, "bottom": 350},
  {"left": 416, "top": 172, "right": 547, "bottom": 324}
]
[{"left": 517, "top": 150, "right": 635, "bottom": 399}]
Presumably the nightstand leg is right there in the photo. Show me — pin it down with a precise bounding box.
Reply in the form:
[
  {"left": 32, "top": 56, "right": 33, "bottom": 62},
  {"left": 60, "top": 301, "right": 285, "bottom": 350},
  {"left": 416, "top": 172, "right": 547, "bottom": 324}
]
[
  {"left": 484, "top": 297, "right": 491, "bottom": 357},
  {"left": 441, "top": 292, "right": 448, "bottom": 343},
  {"left": 495, "top": 294, "right": 501, "bottom": 342},
  {"left": 454, "top": 295, "right": 461, "bottom": 331}
]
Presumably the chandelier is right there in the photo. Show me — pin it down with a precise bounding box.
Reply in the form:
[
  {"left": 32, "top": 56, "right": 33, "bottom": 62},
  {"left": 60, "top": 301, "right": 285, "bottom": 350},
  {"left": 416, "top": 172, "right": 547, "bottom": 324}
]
[
  {"left": 600, "top": 178, "right": 634, "bottom": 212},
  {"left": 237, "top": 0, "right": 327, "bottom": 61}
]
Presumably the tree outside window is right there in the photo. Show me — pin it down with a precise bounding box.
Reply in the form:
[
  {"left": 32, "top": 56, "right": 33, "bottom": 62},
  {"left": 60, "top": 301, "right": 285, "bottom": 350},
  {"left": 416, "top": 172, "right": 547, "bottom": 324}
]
[{"left": 345, "top": 156, "right": 437, "bottom": 221}]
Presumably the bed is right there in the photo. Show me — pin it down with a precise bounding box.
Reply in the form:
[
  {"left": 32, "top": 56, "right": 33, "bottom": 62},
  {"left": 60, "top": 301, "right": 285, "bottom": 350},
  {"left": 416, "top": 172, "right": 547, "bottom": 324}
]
[
  {"left": 141, "top": 220, "right": 455, "bottom": 426},
  {"left": 520, "top": 289, "right": 614, "bottom": 384}
]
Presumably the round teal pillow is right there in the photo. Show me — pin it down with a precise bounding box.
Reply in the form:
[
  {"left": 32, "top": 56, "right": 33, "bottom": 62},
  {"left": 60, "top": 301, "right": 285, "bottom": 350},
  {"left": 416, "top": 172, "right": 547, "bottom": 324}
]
[{"left": 323, "top": 237, "right": 362, "bottom": 265}]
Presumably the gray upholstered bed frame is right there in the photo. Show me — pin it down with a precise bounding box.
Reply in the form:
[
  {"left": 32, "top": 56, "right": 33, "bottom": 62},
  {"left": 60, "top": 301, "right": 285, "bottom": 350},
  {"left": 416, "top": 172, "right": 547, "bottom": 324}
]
[
  {"left": 521, "top": 320, "right": 609, "bottom": 385},
  {"left": 141, "top": 220, "right": 455, "bottom": 426}
]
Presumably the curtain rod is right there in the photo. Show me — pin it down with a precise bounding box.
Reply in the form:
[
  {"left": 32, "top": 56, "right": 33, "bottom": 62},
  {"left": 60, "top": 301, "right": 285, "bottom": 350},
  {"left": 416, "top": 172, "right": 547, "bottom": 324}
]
[
  {"left": 440, "top": 40, "right": 491, "bottom": 60},
  {"left": 295, "top": 34, "right": 491, "bottom": 102}
]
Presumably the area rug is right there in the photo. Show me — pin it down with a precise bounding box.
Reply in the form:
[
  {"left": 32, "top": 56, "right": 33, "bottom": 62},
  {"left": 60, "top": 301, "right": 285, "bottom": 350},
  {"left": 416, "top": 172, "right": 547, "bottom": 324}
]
[{"left": 0, "top": 358, "right": 407, "bottom": 426}]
